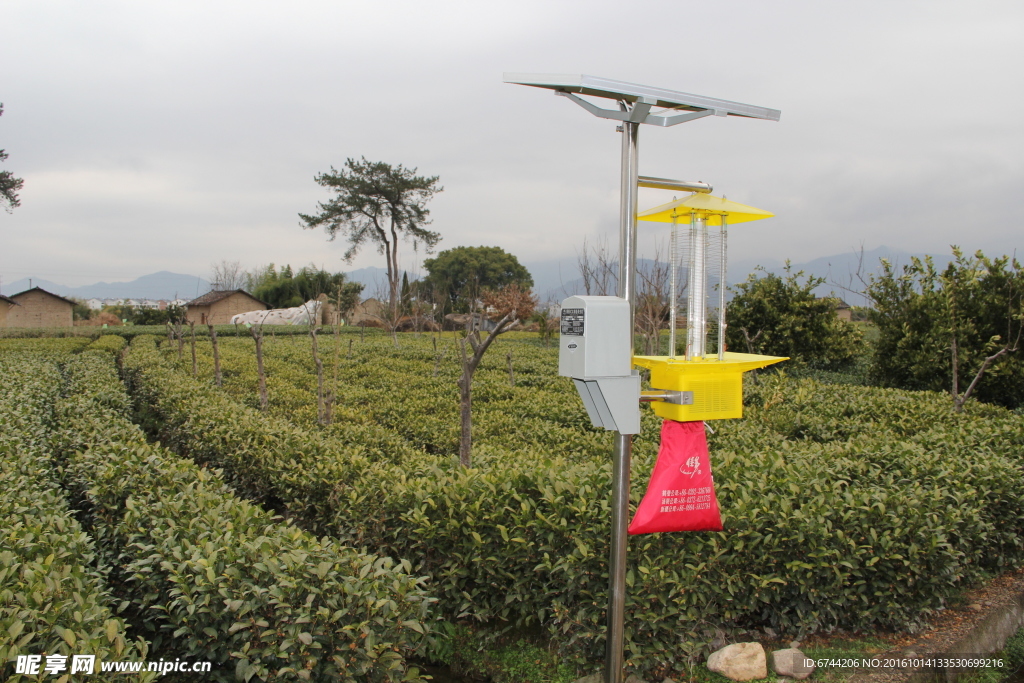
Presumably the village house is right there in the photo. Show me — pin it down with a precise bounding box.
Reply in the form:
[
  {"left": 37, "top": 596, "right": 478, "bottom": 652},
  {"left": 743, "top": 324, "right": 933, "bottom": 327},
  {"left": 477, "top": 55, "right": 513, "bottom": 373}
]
[
  {"left": 0, "top": 295, "right": 19, "bottom": 327},
  {"left": 347, "top": 297, "right": 386, "bottom": 326},
  {"left": 185, "top": 289, "right": 269, "bottom": 325},
  {"left": 4, "top": 287, "right": 75, "bottom": 328}
]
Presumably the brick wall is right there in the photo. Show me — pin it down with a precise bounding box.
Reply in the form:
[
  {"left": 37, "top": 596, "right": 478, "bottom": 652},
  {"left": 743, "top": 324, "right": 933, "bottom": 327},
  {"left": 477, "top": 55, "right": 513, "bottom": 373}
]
[{"left": 6, "top": 292, "right": 73, "bottom": 328}]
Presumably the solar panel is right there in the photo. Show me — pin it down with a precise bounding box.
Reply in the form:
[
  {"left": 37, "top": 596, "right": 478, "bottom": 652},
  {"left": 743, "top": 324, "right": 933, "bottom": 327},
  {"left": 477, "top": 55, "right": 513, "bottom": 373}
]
[{"left": 503, "top": 73, "right": 780, "bottom": 122}]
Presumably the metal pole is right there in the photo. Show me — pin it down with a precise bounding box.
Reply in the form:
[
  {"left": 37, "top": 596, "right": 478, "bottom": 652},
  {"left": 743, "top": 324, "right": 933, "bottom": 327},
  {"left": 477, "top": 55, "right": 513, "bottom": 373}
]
[
  {"left": 718, "top": 214, "right": 728, "bottom": 360},
  {"left": 606, "top": 118, "right": 638, "bottom": 683}
]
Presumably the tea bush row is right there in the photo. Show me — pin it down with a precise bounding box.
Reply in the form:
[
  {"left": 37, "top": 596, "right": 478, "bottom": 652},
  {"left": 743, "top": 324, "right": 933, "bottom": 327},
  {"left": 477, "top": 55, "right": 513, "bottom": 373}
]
[
  {"left": 0, "top": 351, "right": 152, "bottom": 682},
  {"left": 172, "top": 334, "right": 1003, "bottom": 461},
  {"left": 124, "top": 335, "right": 1024, "bottom": 679},
  {"left": 52, "top": 350, "right": 436, "bottom": 682}
]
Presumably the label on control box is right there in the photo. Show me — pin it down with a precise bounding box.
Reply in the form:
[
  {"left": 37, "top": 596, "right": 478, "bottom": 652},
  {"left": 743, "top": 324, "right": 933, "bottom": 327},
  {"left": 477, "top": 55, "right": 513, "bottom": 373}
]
[{"left": 560, "top": 308, "right": 584, "bottom": 336}]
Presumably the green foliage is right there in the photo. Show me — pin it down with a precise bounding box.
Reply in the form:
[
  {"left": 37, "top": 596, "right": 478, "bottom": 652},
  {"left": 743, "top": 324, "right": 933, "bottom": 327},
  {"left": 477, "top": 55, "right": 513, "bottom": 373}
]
[
  {"left": 102, "top": 303, "right": 185, "bottom": 326},
  {"left": 251, "top": 264, "right": 364, "bottom": 311},
  {"left": 422, "top": 246, "right": 534, "bottom": 313},
  {"left": 868, "top": 248, "right": 1024, "bottom": 409},
  {"left": 126, "top": 334, "right": 1024, "bottom": 680},
  {"left": 0, "top": 350, "right": 152, "bottom": 682},
  {"left": 1, "top": 103, "right": 24, "bottom": 212},
  {"left": 726, "top": 265, "right": 865, "bottom": 370},
  {"left": 53, "top": 350, "right": 435, "bottom": 682},
  {"left": 70, "top": 297, "right": 92, "bottom": 321}
]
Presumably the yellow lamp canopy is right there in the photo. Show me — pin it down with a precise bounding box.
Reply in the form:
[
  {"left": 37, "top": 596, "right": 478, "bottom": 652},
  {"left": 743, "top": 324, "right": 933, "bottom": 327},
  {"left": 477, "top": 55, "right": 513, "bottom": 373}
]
[{"left": 637, "top": 193, "right": 773, "bottom": 226}]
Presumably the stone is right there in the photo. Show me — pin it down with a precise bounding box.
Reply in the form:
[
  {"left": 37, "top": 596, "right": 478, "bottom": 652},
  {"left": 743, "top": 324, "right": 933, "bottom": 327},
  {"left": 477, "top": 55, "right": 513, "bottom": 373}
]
[
  {"left": 788, "top": 640, "right": 802, "bottom": 649},
  {"left": 572, "top": 675, "right": 602, "bottom": 683},
  {"left": 625, "top": 676, "right": 647, "bottom": 683},
  {"left": 770, "top": 648, "right": 815, "bottom": 680},
  {"left": 969, "top": 603, "right": 983, "bottom": 611},
  {"left": 708, "top": 642, "right": 768, "bottom": 681}
]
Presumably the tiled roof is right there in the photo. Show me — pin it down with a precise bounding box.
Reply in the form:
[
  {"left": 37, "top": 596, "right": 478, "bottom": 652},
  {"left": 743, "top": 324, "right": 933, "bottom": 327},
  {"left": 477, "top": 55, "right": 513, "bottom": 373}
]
[
  {"left": 186, "top": 289, "right": 269, "bottom": 308},
  {"left": 10, "top": 287, "right": 76, "bottom": 306}
]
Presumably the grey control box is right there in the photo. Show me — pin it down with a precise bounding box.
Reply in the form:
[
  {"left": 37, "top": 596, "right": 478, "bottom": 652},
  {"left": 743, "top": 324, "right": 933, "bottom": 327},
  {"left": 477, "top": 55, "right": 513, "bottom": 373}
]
[
  {"left": 558, "top": 295, "right": 640, "bottom": 434},
  {"left": 558, "top": 295, "right": 632, "bottom": 380}
]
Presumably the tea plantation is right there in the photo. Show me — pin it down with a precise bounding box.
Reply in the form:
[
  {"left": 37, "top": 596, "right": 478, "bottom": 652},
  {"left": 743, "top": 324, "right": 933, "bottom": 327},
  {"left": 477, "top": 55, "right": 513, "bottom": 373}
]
[{"left": 2, "top": 331, "right": 1023, "bottom": 681}]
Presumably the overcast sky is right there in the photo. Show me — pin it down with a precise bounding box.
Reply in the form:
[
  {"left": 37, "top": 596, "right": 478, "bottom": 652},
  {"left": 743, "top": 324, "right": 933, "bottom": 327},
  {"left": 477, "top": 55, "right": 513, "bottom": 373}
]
[{"left": 2, "top": 0, "right": 1022, "bottom": 288}]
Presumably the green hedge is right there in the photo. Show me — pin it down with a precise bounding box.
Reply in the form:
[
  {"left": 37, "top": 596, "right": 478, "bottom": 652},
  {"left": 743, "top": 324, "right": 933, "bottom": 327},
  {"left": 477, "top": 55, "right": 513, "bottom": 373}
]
[
  {"left": 0, "top": 352, "right": 152, "bottom": 683},
  {"left": 84, "top": 334, "right": 127, "bottom": 355},
  {"left": 124, "top": 335, "right": 1024, "bottom": 680},
  {"left": 54, "top": 351, "right": 435, "bottom": 682}
]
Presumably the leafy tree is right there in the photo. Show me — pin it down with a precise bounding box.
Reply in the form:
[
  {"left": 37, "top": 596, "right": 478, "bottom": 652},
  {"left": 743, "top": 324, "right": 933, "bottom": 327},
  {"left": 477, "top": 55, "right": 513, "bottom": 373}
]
[
  {"left": 400, "top": 271, "right": 411, "bottom": 313},
  {"left": 243, "top": 263, "right": 279, "bottom": 293},
  {"left": 101, "top": 303, "right": 184, "bottom": 325},
  {"left": 299, "top": 158, "right": 442, "bottom": 316},
  {"left": 726, "top": 265, "right": 864, "bottom": 370},
  {"left": 70, "top": 298, "right": 93, "bottom": 322},
  {"left": 422, "top": 245, "right": 533, "bottom": 313},
  {"left": 868, "top": 248, "right": 1023, "bottom": 410},
  {"left": 1, "top": 104, "right": 24, "bottom": 212},
  {"left": 250, "top": 264, "right": 363, "bottom": 312}
]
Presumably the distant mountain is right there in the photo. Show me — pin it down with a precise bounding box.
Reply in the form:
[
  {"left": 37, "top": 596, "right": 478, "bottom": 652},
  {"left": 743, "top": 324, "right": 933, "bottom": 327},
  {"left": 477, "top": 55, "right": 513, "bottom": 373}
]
[
  {"left": 341, "top": 267, "right": 401, "bottom": 296},
  {"left": 2, "top": 271, "right": 210, "bottom": 301},
  {"left": 1, "top": 249, "right": 953, "bottom": 306},
  {"left": 526, "top": 246, "right": 955, "bottom": 307}
]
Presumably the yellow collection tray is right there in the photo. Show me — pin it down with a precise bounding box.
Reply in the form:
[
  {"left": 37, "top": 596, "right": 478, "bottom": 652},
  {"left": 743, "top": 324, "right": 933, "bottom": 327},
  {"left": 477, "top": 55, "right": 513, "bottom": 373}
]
[{"left": 633, "top": 352, "right": 787, "bottom": 421}]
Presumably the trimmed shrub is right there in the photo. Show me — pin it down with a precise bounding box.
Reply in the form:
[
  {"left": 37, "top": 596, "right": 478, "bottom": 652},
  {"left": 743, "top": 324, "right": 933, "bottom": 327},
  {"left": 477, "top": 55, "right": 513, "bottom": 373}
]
[
  {"left": 0, "top": 352, "right": 151, "bottom": 682},
  {"left": 124, "top": 335, "right": 1024, "bottom": 679},
  {"left": 54, "top": 351, "right": 435, "bottom": 682}
]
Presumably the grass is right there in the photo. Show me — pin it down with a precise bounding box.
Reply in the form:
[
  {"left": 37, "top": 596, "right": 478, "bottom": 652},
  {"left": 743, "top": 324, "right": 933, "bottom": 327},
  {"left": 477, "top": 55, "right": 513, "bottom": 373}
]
[
  {"left": 423, "top": 622, "right": 577, "bottom": 683},
  {"left": 953, "top": 627, "right": 1024, "bottom": 683}
]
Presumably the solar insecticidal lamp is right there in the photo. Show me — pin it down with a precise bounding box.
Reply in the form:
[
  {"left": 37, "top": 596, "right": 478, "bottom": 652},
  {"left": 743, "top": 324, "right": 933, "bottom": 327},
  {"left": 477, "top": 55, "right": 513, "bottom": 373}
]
[
  {"left": 633, "top": 193, "right": 787, "bottom": 421},
  {"left": 504, "top": 74, "right": 781, "bottom": 683}
]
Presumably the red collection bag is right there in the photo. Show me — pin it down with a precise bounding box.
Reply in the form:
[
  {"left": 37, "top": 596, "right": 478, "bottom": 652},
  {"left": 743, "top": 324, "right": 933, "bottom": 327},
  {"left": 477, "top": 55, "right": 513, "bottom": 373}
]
[{"left": 628, "top": 419, "right": 723, "bottom": 534}]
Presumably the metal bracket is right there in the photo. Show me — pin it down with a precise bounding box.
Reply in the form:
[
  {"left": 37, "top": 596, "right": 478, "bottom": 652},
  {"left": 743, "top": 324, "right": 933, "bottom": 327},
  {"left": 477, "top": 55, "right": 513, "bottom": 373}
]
[
  {"left": 640, "top": 390, "right": 694, "bottom": 405},
  {"left": 556, "top": 91, "right": 718, "bottom": 128},
  {"left": 646, "top": 108, "right": 719, "bottom": 127}
]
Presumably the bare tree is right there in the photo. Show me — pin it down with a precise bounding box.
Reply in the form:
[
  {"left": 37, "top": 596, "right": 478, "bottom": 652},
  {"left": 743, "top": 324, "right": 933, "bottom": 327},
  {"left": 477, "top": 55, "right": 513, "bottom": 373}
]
[
  {"left": 207, "top": 322, "right": 222, "bottom": 386},
  {"left": 457, "top": 284, "right": 536, "bottom": 467},
  {"left": 210, "top": 260, "right": 245, "bottom": 290},
  {"left": 247, "top": 320, "right": 269, "bottom": 412},
  {"left": 174, "top": 319, "right": 185, "bottom": 360},
  {"left": 188, "top": 321, "right": 198, "bottom": 376},
  {"left": 370, "top": 281, "right": 403, "bottom": 348},
  {"left": 310, "top": 324, "right": 326, "bottom": 424},
  {"left": 573, "top": 236, "right": 617, "bottom": 297},
  {"left": 635, "top": 246, "right": 675, "bottom": 355}
]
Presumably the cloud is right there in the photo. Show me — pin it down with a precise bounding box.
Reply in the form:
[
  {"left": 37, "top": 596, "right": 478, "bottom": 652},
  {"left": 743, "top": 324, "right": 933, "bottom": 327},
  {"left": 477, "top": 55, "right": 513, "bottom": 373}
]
[{"left": 1, "top": 0, "right": 1021, "bottom": 286}]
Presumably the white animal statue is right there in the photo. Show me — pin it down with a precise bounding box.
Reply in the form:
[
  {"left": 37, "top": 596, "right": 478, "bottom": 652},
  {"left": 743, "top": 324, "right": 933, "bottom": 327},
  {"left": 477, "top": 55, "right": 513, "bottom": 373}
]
[{"left": 231, "top": 299, "right": 323, "bottom": 326}]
